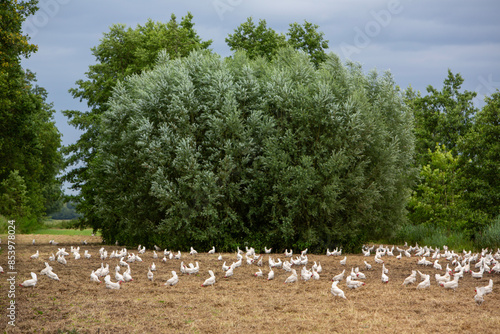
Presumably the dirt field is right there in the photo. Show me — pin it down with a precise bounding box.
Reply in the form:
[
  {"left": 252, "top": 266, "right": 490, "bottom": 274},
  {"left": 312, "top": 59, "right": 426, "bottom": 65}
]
[{"left": 1, "top": 234, "right": 499, "bottom": 333}]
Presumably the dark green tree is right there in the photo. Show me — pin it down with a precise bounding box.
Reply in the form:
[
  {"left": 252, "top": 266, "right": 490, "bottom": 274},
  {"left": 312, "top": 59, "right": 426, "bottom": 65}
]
[
  {"left": 225, "top": 17, "right": 287, "bottom": 61},
  {"left": 0, "top": 0, "right": 63, "bottom": 223},
  {"left": 405, "top": 70, "right": 477, "bottom": 166},
  {"left": 286, "top": 20, "right": 329, "bottom": 67},
  {"left": 458, "top": 91, "right": 500, "bottom": 233},
  {"left": 62, "top": 13, "right": 212, "bottom": 230},
  {"left": 226, "top": 18, "right": 329, "bottom": 66}
]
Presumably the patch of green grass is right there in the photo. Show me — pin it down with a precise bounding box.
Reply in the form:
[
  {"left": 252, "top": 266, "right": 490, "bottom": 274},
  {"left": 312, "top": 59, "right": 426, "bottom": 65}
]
[{"left": 32, "top": 228, "right": 98, "bottom": 236}]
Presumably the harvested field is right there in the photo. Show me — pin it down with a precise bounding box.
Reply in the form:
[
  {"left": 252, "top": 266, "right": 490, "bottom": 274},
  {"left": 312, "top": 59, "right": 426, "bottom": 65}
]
[{"left": 1, "top": 234, "right": 499, "bottom": 333}]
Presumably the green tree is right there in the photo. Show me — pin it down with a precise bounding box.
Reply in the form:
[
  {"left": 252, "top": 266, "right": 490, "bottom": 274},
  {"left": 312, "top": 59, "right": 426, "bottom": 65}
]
[
  {"left": 90, "top": 48, "right": 415, "bottom": 251},
  {"left": 407, "top": 145, "right": 466, "bottom": 230},
  {"left": 458, "top": 91, "right": 500, "bottom": 231},
  {"left": 225, "top": 17, "right": 287, "bottom": 61},
  {"left": 0, "top": 0, "right": 63, "bottom": 222},
  {"left": 287, "top": 20, "right": 329, "bottom": 67},
  {"left": 0, "top": 170, "right": 30, "bottom": 220},
  {"left": 405, "top": 70, "right": 477, "bottom": 166},
  {"left": 226, "top": 18, "right": 329, "bottom": 66},
  {"left": 62, "top": 13, "right": 212, "bottom": 229}
]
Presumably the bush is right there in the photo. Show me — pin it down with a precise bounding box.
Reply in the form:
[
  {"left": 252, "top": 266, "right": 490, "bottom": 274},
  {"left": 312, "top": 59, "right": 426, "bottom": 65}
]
[
  {"left": 393, "top": 223, "right": 473, "bottom": 251},
  {"left": 474, "top": 216, "right": 500, "bottom": 250}
]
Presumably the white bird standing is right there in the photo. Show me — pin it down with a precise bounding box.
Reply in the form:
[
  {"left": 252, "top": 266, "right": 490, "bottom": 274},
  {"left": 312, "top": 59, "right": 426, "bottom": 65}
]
[
  {"left": 208, "top": 246, "right": 215, "bottom": 254},
  {"left": 104, "top": 275, "right": 121, "bottom": 290},
  {"left": 224, "top": 265, "right": 234, "bottom": 278},
  {"left": 201, "top": 270, "right": 216, "bottom": 287},
  {"left": 40, "top": 262, "right": 53, "bottom": 276},
  {"left": 123, "top": 267, "right": 133, "bottom": 282},
  {"left": 267, "top": 267, "right": 275, "bottom": 281},
  {"left": 440, "top": 275, "right": 459, "bottom": 291},
  {"left": 381, "top": 271, "right": 389, "bottom": 284},
  {"left": 364, "top": 261, "right": 372, "bottom": 270},
  {"left": 402, "top": 270, "right": 417, "bottom": 286},
  {"left": 254, "top": 268, "right": 263, "bottom": 277},
  {"left": 284, "top": 269, "right": 298, "bottom": 284},
  {"left": 332, "top": 269, "right": 346, "bottom": 282},
  {"left": 331, "top": 280, "right": 347, "bottom": 299},
  {"left": 340, "top": 256, "right": 347, "bottom": 266},
  {"left": 416, "top": 274, "right": 431, "bottom": 289},
  {"left": 19, "top": 272, "right": 37, "bottom": 288},
  {"left": 30, "top": 250, "right": 39, "bottom": 260},
  {"left": 164, "top": 271, "right": 179, "bottom": 286},
  {"left": 150, "top": 262, "right": 156, "bottom": 271},
  {"left": 147, "top": 267, "right": 154, "bottom": 281},
  {"left": 90, "top": 270, "right": 101, "bottom": 283},
  {"left": 474, "top": 288, "right": 484, "bottom": 305}
]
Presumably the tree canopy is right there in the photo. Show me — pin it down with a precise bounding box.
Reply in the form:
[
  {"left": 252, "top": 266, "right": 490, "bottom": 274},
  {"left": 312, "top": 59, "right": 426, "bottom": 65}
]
[
  {"left": 0, "top": 0, "right": 63, "bottom": 225},
  {"left": 62, "top": 13, "right": 212, "bottom": 229},
  {"left": 89, "top": 48, "right": 415, "bottom": 251},
  {"left": 226, "top": 18, "right": 329, "bottom": 67}
]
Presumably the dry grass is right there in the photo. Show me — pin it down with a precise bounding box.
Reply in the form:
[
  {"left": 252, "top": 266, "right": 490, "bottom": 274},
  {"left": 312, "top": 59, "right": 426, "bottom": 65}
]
[{"left": 1, "top": 234, "right": 499, "bottom": 333}]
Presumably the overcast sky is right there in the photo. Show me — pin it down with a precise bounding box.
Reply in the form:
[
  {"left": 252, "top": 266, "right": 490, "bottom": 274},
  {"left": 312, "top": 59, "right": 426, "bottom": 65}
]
[{"left": 21, "top": 0, "right": 500, "bottom": 149}]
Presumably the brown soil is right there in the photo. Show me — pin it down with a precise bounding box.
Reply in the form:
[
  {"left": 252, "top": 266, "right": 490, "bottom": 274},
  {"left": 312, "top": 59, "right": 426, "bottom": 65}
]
[{"left": 1, "top": 234, "right": 499, "bottom": 333}]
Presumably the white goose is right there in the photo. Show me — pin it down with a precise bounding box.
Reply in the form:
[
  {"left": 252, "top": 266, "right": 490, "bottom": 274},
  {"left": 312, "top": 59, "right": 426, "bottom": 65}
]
[
  {"left": 147, "top": 267, "right": 154, "bottom": 281},
  {"left": 208, "top": 246, "right": 215, "bottom": 254}
]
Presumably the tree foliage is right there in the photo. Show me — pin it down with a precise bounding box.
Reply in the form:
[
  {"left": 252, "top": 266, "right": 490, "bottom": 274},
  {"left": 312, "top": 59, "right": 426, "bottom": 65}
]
[
  {"left": 407, "top": 145, "right": 466, "bottom": 230},
  {"left": 406, "top": 70, "right": 477, "bottom": 166},
  {"left": 89, "top": 48, "right": 415, "bottom": 252},
  {"left": 62, "top": 13, "right": 212, "bottom": 229},
  {"left": 458, "top": 91, "right": 500, "bottom": 231},
  {"left": 0, "top": 0, "right": 63, "bottom": 222},
  {"left": 226, "top": 18, "right": 329, "bottom": 67}
]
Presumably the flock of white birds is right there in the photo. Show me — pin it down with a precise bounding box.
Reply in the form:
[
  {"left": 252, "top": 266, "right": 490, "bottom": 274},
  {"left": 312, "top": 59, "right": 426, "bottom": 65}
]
[{"left": 17, "top": 239, "right": 500, "bottom": 305}]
